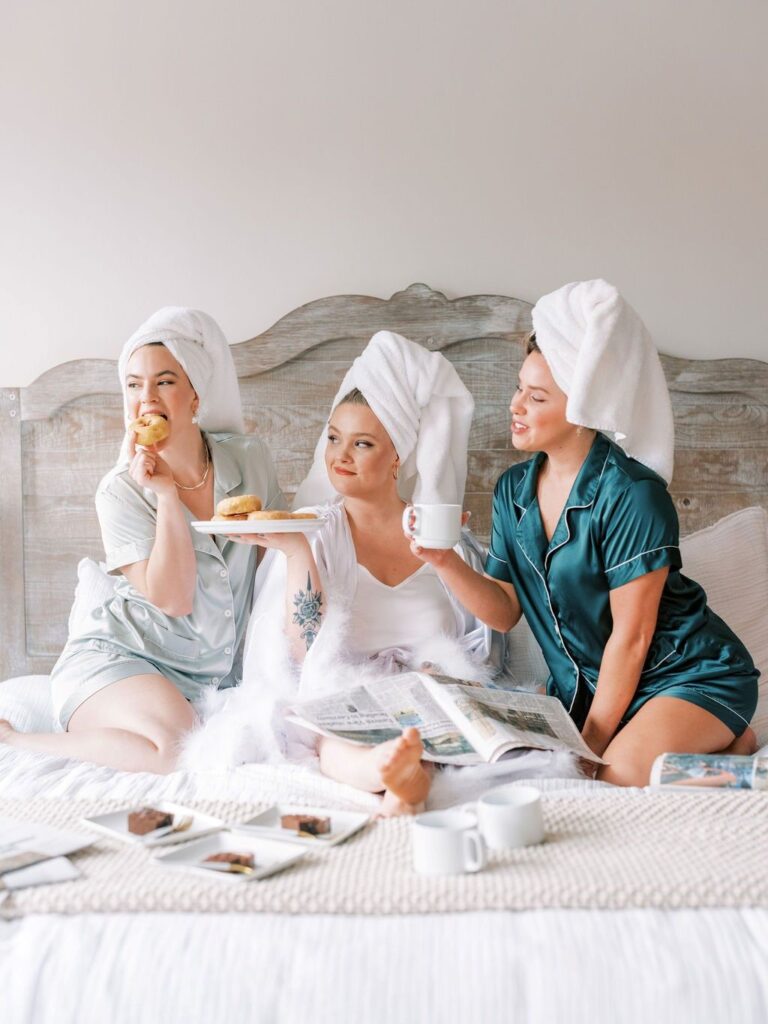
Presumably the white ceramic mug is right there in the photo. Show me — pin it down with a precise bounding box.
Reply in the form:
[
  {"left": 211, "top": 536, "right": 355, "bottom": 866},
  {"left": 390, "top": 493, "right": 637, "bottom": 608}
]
[
  {"left": 402, "top": 503, "right": 462, "bottom": 550},
  {"left": 472, "top": 785, "right": 545, "bottom": 851},
  {"left": 411, "top": 809, "right": 488, "bottom": 876}
]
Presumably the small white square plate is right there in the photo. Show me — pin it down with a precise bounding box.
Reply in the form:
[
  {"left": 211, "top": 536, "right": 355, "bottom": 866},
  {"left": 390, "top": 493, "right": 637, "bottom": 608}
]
[
  {"left": 153, "top": 830, "right": 307, "bottom": 882},
  {"left": 81, "top": 802, "right": 225, "bottom": 848},
  {"left": 191, "top": 518, "right": 324, "bottom": 536},
  {"left": 234, "top": 804, "right": 370, "bottom": 847}
]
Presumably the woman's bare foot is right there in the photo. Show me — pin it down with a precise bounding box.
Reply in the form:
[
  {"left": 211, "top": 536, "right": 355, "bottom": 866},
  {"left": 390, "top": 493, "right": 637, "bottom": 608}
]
[
  {"left": 377, "top": 727, "right": 431, "bottom": 816},
  {"left": 722, "top": 726, "right": 758, "bottom": 756}
]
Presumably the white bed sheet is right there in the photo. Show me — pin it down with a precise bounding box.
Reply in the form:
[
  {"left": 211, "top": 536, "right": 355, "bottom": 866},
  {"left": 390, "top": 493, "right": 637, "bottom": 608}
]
[
  {"left": 2, "top": 678, "right": 767, "bottom": 1024},
  {"left": 3, "top": 909, "right": 768, "bottom": 1024}
]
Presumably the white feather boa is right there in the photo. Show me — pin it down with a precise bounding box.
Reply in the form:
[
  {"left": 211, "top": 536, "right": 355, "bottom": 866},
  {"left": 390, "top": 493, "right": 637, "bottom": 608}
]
[{"left": 181, "top": 502, "right": 501, "bottom": 771}]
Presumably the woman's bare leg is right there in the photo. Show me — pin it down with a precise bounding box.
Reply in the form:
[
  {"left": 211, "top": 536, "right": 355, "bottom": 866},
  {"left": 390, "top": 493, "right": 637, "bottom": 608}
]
[
  {"left": 721, "top": 726, "right": 757, "bottom": 756},
  {"left": 319, "top": 727, "right": 432, "bottom": 815},
  {"left": 0, "top": 674, "right": 197, "bottom": 773},
  {"left": 597, "top": 695, "right": 754, "bottom": 787}
]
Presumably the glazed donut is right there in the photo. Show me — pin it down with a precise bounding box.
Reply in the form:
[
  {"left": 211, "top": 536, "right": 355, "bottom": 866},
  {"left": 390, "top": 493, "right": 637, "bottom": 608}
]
[
  {"left": 247, "top": 509, "right": 291, "bottom": 520},
  {"left": 130, "top": 413, "right": 169, "bottom": 446},
  {"left": 212, "top": 512, "right": 249, "bottom": 521},
  {"left": 289, "top": 512, "right": 318, "bottom": 520},
  {"left": 216, "top": 494, "right": 263, "bottom": 517}
]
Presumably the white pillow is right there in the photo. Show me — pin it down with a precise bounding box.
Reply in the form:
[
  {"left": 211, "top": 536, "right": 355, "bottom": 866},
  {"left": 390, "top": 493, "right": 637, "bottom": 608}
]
[
  {"left": 0, "top": 675, "right": 56, "bottom": 732},
  {"left": 505, "top": 618, "right": 548, "bottom": 687},
  {"left": 0, "top": 560, "right": 118, "bottom": 733},
  {"left": 679, "top": 507, "right": 768, "bottom": 746},
  {"left": 68, "top": 557, "right": 118, "bottom": 637}
]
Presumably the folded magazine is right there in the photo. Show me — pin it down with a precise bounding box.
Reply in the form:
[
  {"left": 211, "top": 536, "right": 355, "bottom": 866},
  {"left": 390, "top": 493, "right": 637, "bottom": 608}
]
[{"left": 650, "top": 752, "right": 768, "bottom": 790}]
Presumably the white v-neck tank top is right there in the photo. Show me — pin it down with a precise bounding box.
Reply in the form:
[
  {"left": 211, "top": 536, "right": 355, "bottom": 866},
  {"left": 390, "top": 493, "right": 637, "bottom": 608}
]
[{"left": 348, "top": 562, "right": 459, "bottom": 658}]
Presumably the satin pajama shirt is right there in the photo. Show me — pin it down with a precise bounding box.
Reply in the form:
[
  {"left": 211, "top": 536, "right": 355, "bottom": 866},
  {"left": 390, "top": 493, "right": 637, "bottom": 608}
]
[
  {"left": 50, "top": 432, "right": 284, "bottom": 729},
  {"left": 485, "top": 433, "right": 758, "bottom": 734}
]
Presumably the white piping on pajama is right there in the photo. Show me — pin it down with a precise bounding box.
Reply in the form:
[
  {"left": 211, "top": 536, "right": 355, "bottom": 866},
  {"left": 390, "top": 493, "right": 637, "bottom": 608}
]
[{"left": 604, "top": 545, "right": 679, "bottom": 574}]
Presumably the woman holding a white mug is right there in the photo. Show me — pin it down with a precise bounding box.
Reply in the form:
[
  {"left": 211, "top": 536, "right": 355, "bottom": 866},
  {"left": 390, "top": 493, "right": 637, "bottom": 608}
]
[
  {"left": 232, "top": 330, "right": 504, "bottom": 814},
  {"left": 410, "top": 281, "right": 759, "bottom": 787}
]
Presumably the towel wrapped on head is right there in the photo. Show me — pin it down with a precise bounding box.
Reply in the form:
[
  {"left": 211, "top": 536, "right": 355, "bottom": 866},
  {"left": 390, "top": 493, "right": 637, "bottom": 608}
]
[
  {"left": 531, "top": 279, "right": 675, "bottom": 483},
  {"left": 116, "top": 306, "right": 244, "bottom": 467},
  {"left": 293, "top": 330, "right": 475, "bottom": 507},
  {"left": 118, "top": 306, "right": 244, "bottom": 437}
]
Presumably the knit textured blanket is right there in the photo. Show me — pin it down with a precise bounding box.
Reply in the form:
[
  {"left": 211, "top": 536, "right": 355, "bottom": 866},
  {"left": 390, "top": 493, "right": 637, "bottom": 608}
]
[{"left": 2, "top": 790, "right": 766, "bottom": 917}]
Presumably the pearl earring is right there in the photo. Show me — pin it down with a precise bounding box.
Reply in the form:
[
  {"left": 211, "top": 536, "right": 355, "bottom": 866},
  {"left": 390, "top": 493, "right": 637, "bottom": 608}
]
[{"left": 192, "top": 413, "right": 199, "bottom": 424}]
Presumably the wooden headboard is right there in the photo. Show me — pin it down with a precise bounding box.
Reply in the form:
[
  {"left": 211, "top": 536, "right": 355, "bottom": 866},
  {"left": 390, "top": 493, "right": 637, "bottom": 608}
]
[{"left": 2, "top": 283, "right": 766, "bottom": 679}]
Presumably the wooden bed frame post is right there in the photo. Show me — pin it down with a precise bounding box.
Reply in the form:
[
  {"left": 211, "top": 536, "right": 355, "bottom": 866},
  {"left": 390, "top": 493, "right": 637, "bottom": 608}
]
[{"left": 0, "top": 388, "right": 27, "bottom": 680}]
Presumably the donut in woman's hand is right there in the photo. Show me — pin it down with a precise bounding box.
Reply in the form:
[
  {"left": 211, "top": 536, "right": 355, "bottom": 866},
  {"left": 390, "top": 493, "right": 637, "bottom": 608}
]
[
  {"left": 130, "top": 413, "right": 169, "bottom": 446},
  {"left": 216, "top": 494, "right": 263, "bottom": 517}
]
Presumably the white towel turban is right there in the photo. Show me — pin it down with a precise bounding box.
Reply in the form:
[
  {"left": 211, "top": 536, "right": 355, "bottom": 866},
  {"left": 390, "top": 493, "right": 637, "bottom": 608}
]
[
  {"left": 531, "top": 280, "right": 675, "bottom": 483},
  {"left": 117, "top": 307, "right": 244, "bottom": 459},
  {"left": 293, "top": 330, "right": 475, "bottom": 508}
]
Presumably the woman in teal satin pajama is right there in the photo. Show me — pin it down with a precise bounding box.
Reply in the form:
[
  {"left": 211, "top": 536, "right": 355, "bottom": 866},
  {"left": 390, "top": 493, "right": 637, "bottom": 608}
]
[
  {"left": 411, "top": 281, "right": 759, "bottom": 786},
  {"left": 485, "top": 429, "right": 758, "bottom": 741}
]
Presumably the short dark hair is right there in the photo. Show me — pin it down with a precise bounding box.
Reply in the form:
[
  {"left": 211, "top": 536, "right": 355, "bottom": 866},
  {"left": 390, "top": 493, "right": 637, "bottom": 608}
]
[
  {"left": 335, "top": 387, "right": 369, "bottom": 408},
  {"left": 525, "top": 332, "right": 540, "bottom": 355}
]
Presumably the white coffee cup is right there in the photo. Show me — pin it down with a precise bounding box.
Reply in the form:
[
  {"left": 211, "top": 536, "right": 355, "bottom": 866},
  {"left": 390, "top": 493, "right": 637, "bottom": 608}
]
[
  {"left": 473, "top": 785, "right": 545, "bottom": 851},
  {"left": 411, "top": 808, "right": 488, "bottom": 876},
  {"left": 402, "top": 503, "right": 462, "bottom": 549}
]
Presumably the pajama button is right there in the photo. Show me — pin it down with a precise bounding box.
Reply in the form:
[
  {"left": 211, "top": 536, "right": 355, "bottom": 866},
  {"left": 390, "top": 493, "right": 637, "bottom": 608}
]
[
  {"left": 225, "top": 647, "right": 232, "bottom": 655},
  {"left": 219, "top": 569, "right": 227, "bottom": 578},
  {"left": 212, "top": 677, "right": 220, "bottom": 685},
  {"left": 224, "top": 609, "right": 232, "bottom": 618}
]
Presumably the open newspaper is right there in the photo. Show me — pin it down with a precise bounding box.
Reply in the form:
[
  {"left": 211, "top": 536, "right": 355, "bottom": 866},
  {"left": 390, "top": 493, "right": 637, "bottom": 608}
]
[
  {"left": 650, "top": 752, "right": 768, "bottom": 790},
  {"left": 286, "top": 672, "right": 604, "bottom": 765}
]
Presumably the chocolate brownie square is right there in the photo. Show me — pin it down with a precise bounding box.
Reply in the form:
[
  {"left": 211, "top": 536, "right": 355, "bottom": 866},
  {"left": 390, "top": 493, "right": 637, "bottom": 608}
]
[
  {"left": 280, "top": 813, "right": 331, "bottom": 836},
  {"left": 127, "top": 807, "right": 173, "bottom": 836},
  {"left": 204, "top": 851, "right": 256, "bottom": 868}
]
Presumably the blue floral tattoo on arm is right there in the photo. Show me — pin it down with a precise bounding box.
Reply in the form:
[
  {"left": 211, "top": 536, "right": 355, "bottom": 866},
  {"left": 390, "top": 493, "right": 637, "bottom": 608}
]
[{"left": 292, "top": 572, "right": 323, "bottom": 649}]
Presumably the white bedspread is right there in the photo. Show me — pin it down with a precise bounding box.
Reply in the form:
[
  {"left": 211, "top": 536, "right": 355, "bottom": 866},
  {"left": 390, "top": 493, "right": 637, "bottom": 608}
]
[
  {"left": 2, "top": 676, "right": 767, "bottom": 1024},
  {"left": 3, "top": 910, "right": 768, "bottom": 1024}
]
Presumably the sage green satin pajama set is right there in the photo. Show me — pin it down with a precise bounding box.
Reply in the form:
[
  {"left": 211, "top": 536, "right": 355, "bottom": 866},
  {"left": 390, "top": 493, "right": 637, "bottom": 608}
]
[{"left": 50, "top": 433, "right": 285, "bottom": 729}]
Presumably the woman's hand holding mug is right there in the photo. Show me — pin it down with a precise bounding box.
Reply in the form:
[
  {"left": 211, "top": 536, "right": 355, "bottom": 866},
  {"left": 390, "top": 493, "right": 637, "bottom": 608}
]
[{"left": 403, "top": 503, "right": 469, "bottom": 564}]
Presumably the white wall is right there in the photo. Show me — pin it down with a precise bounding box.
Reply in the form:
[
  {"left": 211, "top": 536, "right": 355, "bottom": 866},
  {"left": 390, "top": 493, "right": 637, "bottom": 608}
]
[{"left": 1, "top": 0, "right": 766, "bottom": 386}]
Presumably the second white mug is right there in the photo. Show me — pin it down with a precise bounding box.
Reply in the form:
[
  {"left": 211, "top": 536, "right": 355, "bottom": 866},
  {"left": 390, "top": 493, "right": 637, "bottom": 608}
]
[
  {"left": 473, "top": 785, "right": 545, "bottom": 851},
  {"left": 402, "top": 503, "right": 462, "bottom": 549}
]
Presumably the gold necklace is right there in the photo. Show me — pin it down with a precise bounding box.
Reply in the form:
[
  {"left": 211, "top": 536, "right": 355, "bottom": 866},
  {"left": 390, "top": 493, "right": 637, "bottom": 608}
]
[{"left": 175, "top": 441, "right": 211, "bottom": 491}]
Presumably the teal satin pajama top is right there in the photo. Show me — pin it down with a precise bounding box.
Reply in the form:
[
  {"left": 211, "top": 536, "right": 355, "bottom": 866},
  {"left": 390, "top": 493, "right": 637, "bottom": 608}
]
[{"left": 485, "top": 432, "right": 758, "bottom": 735}]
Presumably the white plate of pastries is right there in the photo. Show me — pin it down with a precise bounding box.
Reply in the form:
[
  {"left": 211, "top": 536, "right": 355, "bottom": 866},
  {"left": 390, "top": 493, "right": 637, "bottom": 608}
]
[{"left": 192, "top": 495, "right": 325, "bottom": 535}]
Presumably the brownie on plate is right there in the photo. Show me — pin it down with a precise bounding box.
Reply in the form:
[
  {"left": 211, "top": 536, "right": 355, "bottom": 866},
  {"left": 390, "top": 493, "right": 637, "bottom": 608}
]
[
  {"left": 127, "top": 807, "right": 173, "bottom": 835},
  {"left": 280, "top": 813, "right": 331, "bottom": 836}
]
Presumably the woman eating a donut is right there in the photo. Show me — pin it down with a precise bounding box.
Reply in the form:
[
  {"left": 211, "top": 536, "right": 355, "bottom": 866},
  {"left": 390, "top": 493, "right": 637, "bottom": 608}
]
[
  {"left": 409, "top": 281, "right": 759, "bottom": 786},
  {"left": 0, "top": 307, "right": 284, "bottom": 772},
  {"left": 221, "top": 330, "right": 504, "bottom": 815}
]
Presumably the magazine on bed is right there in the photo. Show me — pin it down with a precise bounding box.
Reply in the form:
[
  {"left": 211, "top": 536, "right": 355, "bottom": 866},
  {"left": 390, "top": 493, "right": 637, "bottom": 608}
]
[
  {"left": 286, "top": 672, "right": 605, "bottom": 766},
  {"left": 650, "top": 752, "right": 768, "bottom": 790},
  {"left": 0, "top": 816, "right": 88, "bottom": 891}
]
